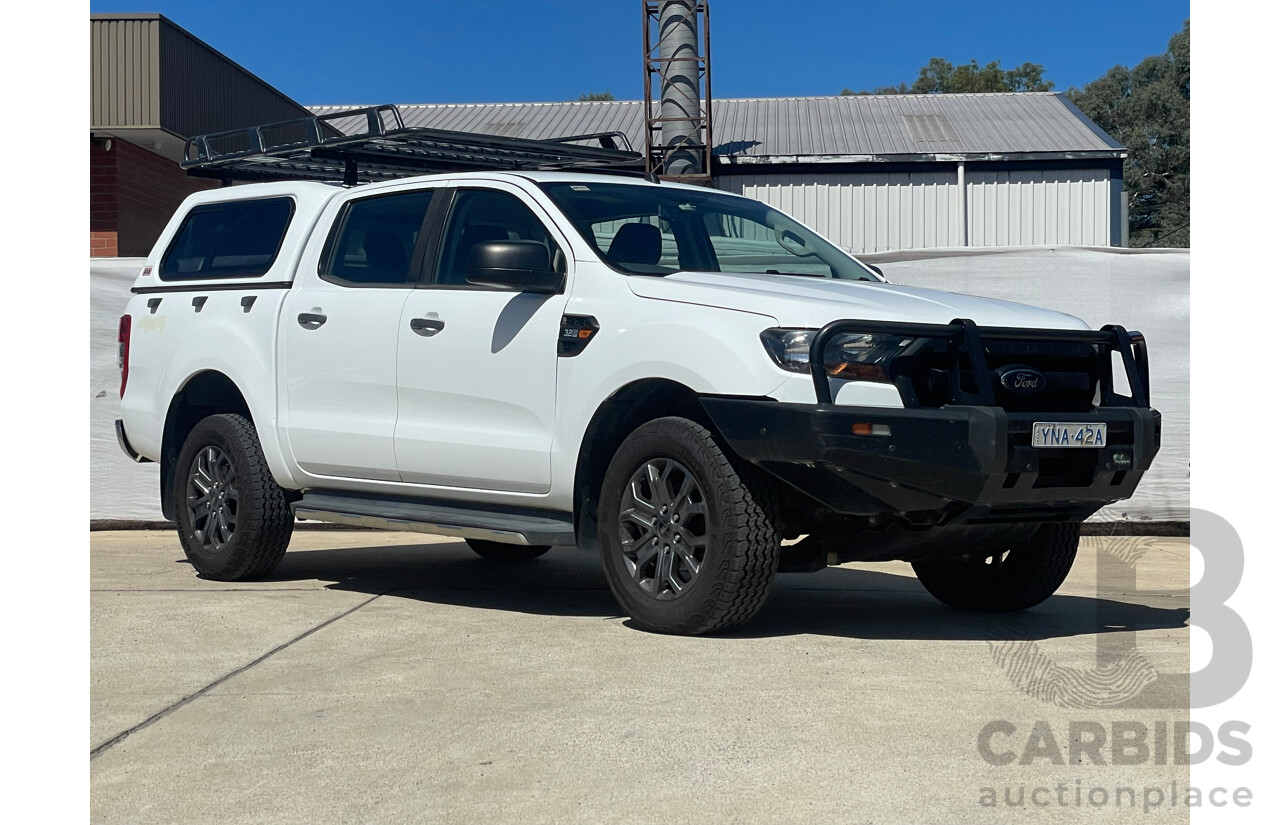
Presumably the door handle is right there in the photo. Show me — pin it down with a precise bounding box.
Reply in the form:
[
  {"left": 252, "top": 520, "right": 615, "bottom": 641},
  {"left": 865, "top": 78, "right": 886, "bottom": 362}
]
[
  {"left": 297, "top": 311, "right": 327, "bottom": 330},
  {"left": 410, "top": 317, "right": 445, "bottom": 336}
]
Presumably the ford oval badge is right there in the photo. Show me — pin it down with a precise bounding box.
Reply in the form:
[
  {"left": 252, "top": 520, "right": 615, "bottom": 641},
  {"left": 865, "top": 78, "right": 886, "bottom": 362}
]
[{"left": 998, "top": 365, "right": 1047, "bottom": 395}]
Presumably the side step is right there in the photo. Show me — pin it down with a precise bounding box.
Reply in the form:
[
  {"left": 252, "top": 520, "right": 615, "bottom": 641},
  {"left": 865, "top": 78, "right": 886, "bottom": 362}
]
[{"left": 293, "top": 490, "right": 577, "bottom": 547}]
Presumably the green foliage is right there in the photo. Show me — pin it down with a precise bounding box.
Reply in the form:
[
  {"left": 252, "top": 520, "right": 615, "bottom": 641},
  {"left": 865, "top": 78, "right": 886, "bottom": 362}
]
[
  {"left": 841, "top": 83, "right": 909, "bottom": 95},
  {"left": 1068, "top": 21, "right": 1190, "bottom": 247},
  {"left": 577, "top": 91, "right": 617, "bottom": 101},
  {"left": 842, "top": 60, "right": 1053, "bottom": 95},
  {"left": 912, "top": 58, "right": 1054, "bottom": 93}
]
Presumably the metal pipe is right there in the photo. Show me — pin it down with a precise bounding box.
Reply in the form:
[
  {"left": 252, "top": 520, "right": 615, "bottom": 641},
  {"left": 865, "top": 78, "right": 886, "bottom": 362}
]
[{"left": 658, "top": 0, "right": 701, "bottom": 176}]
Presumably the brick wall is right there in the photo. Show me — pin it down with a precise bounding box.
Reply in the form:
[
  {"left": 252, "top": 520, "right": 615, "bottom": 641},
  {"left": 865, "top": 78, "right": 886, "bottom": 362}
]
[
  {"left": 90, "top": 137, "right": 218, "bottom": 257},
  {"left": 90, "top": 139, "right": 118, "bottom": 256}
]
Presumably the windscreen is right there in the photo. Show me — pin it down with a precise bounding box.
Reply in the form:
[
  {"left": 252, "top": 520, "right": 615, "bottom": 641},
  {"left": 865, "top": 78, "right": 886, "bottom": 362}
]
[{"left": 539, "top": 181, "right": 880, "bottom": 281}]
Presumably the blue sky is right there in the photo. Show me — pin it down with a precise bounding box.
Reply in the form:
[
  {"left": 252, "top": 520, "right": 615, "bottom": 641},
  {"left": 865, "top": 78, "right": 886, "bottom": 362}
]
[{"left": 89, "top": 0, "right": 1189, "bottom": 105}]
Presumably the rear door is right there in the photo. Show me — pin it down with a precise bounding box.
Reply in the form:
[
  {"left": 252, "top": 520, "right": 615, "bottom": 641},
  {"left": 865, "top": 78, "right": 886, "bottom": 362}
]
[
  {"left": 393, "top": 183, "right": 570, "bottom": 493},
  {"left": 281, "top": 183, "right": 445, "bottom": 481}
]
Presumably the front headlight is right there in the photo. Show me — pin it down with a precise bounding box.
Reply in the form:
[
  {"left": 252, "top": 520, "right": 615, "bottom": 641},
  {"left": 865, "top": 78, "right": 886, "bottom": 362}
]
[{"left": 759, "top": 328, "right": 913, "bottom": 382}]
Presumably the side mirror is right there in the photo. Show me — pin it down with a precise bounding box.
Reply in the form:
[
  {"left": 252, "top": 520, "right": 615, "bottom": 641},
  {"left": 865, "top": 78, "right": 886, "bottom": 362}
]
[
  {"left": 466, "top": 240, "right": 562, "bottom": 294},
  {"left": 865, "top": 263, "right": 884, "bottom": 279}
]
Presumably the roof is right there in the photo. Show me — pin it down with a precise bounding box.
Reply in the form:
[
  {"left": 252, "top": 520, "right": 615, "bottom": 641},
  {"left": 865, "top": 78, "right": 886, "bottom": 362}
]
[
  {"left": 453, "top": 170, "right": 704, "bottom": 191},
  {"left": 179, "top": 172, "right": 712, "bottom": 205},
  {"left": 309, "top": 93, "right": 1125, "bottom": 166}
]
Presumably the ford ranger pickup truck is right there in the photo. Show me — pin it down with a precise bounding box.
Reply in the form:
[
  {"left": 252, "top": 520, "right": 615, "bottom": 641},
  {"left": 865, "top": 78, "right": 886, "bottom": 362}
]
[{"left": 116, "top": 168, "right": 1160, "bottom": 635}]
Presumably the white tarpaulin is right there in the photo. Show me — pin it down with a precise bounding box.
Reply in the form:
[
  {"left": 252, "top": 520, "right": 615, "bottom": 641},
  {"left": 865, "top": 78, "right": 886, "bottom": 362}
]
[
  {"left": 92, "top": 258, "right": 162, "bottom": 519},
  {"left": 90, "top": 246, "right": 1188, "bottom": 523}
]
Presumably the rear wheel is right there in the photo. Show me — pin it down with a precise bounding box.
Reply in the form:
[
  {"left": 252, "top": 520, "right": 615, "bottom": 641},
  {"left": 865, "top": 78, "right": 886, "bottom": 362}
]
[
  {"left": 465, "top": 539, "right": 551, "bottom": 561},
  {"left": 173, "top": 414, "right": 293, "bottom": 581},
  {"left": 910, "top": 522, "right": 1080, "bottom": 611},
  {"left": 598, "top": 417, "right": 780, "bottom": 635}
]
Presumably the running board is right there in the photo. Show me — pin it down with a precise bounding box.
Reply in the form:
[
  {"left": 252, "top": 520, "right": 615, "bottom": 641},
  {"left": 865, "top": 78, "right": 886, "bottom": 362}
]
[{"left": 292, "top": 491, "right": 576, "bottom": 547}]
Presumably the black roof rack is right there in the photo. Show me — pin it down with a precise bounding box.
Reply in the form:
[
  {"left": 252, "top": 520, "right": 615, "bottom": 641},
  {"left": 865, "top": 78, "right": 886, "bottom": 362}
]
[{"left": 181, "top": 104, "right": 646, "bottom": 185}]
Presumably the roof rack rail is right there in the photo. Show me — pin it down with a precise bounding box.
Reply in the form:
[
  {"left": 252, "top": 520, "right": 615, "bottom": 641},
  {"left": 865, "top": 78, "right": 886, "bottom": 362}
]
[{"left": 181, "top": 104, "right": 645, "bottom": 185}]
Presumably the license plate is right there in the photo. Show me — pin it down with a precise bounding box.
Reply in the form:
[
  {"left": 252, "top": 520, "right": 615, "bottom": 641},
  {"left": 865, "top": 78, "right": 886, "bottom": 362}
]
[{"left": 1032, "top": 422, "right": 1107, "bottom": 448}]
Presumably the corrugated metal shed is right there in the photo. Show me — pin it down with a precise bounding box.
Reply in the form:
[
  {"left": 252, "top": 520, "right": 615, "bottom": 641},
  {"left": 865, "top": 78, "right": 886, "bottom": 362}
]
[
  {"left": 91, "top": 16, "right": 163, "bottom": 130},
  {"left": 309, "top": 93, "right": 1124, "bottom": 164},
  {"left": 309, "top": 94, "right": 1127, "bottom": 252},
  {"left": 92, "top": 14, "right": 317, "bottom": 161}
]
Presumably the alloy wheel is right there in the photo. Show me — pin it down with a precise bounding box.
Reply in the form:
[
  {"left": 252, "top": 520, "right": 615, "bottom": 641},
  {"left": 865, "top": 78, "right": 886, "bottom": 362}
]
[
  {"left": 617, "top": 458, "right": 709, "bottom": 600},
  {"left": 186, "top": 445, "right": 239, "bottom": 553}
]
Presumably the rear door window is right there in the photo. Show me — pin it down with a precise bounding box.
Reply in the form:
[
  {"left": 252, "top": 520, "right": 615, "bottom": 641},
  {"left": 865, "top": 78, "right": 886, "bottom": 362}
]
[
  {"left": 319, "top": 190, "right": 436, "bottom": 287},
  {"left": 160, "top": 197, "right": 294, "bottom": 280}
]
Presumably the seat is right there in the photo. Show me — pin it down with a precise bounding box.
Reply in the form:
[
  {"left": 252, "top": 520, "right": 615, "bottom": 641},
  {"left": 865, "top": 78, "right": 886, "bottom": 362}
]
[
  {"left": 606, "top": 222, "right": 662, "bottom": 267},
  {"left": 361, "top": 231, "right": 407, "bottom": 283}
]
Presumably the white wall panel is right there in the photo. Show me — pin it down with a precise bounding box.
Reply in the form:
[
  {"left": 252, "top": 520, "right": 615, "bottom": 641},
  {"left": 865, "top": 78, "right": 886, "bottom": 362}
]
[
  {"left": 720, "top": 170, "right": 959, "bottom": 253},
  {"left": 965, "top": 168, "right": 1112, "bottom": 247},
  {"left": 719, "top": 167, "right": 1115, "bottom": 253}
]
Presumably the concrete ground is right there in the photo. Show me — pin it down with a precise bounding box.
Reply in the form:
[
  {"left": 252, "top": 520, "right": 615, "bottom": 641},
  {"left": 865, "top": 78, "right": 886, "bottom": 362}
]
[{"left": 91, "top": 531, "right": 1190, "bottom": 825}]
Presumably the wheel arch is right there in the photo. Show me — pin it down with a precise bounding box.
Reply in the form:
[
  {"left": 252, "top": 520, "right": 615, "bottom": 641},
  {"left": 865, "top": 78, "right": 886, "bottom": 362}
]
[
  {"left": 572, "top": 378, "right": 716, "bottom": 553},
  {"left": 159, "top": 370, "right": 254, "bottom": 520}
]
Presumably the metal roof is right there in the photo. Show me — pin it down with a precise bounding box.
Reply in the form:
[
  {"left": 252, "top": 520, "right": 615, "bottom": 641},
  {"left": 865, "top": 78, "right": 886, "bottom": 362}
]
[{"left": 309, "top": 93, "right": 1125, "bottom": 165}]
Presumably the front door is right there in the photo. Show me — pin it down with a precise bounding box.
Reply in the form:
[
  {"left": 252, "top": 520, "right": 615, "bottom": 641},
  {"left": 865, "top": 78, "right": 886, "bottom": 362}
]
[{"left": 394, "top": 184, "right": 569, "bottom": 493}]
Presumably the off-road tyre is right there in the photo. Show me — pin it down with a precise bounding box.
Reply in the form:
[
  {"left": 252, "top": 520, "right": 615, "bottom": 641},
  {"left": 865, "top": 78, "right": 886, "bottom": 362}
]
[
  {"left": 465, "top": 539, "right": 551, "bottom": 561},
  {"left": 598, "top": 416, "right": 781, "bottom": 635},
  {"left": 911, "top": 522, "right": 1080, "bottom": 611},
  {"left": 173, "top": 413, "right": 293, "bottom": 580}
]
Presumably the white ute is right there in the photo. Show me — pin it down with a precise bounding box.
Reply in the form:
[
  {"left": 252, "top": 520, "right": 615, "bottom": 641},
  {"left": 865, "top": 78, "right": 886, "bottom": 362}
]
[{"left": 117, "top": 127, "right": 1159, "bottom": 635}]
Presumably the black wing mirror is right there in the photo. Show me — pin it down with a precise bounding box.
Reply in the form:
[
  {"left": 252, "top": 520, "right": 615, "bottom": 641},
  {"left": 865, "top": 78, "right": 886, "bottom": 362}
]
[{"left": 466, "top": 240, "right": 563, "bottom": 294}]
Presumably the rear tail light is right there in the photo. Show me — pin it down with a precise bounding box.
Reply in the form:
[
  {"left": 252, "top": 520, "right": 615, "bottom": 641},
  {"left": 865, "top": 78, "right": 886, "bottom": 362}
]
[{"left": 118, "top": 315, "right": 131, "bottom": 398}]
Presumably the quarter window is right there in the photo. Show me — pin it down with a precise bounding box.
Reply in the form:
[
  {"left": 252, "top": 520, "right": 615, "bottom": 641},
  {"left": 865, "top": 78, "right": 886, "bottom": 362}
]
[{"left": 160, "top": 198, "right": 294, "bottom": 280}]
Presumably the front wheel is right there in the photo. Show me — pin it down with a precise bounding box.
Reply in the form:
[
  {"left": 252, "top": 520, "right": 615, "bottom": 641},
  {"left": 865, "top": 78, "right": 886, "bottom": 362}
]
[
  {"left": 911, "top": 522, "right": 1080, "bottom": 611},
  {"left": 598, "top": 417, "right": 781, "bottom": 635},
  {"left": 173, "top": 414, "right": 293, "bottom": 581}
]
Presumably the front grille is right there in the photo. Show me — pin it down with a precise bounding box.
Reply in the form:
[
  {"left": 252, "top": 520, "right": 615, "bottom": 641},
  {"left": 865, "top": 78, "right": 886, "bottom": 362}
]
[
  {"left": 894, "top": 338, "right": 1100, "bottom": 412},
  {"left": 809, "top": 319, "right": 1150, "bottom": 413},
  {"left": 985, "top": 339, "right": 1099, "bottom": 412}
]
